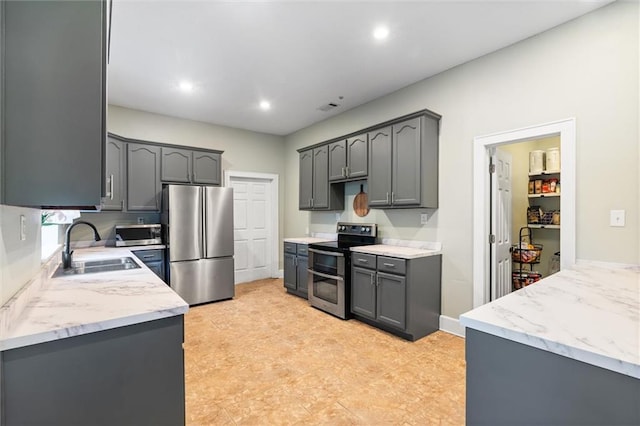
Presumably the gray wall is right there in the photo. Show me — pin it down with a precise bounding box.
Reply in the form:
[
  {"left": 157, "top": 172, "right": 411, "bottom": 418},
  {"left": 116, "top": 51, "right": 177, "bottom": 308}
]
[{"left": 283, "top": 2, "right": 639, "bottom": 319}]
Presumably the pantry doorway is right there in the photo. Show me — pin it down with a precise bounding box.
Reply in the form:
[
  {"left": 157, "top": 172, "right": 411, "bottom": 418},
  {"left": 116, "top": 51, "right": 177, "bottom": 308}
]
[{"left": 472, "top": 118, "right": 576, "bottom": 307}]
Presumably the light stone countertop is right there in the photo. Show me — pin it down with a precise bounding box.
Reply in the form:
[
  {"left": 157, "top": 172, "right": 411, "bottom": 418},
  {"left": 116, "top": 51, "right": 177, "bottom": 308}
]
[
  {"left": 460, "top": 262, "right": 640, "bottom": 379},
  {"left": 0, "top": 247, "right": 188, "bottom": 352},
  {"left": 351, "top": 240, "right": 442, "bottom": 259},
  {"left": 284, "top": 237, "right": 335, "bottom": 244}
]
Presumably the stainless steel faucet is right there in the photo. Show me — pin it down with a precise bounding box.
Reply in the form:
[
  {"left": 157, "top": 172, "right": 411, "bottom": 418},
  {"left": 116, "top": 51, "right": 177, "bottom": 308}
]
[{"left": 62, "top": 220, "right": 101, "bottom": 269}]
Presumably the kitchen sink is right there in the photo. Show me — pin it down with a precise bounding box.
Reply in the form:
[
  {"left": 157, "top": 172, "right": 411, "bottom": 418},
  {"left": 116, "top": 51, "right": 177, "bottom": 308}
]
[{"left": 53, "top": 257, "right": 141, "bottom": 277}]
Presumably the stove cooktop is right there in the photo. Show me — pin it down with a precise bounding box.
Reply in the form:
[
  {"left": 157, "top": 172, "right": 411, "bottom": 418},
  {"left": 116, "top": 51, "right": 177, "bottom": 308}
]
[{"left": 308, "top": 222, "right": 377, "bottom": 254}]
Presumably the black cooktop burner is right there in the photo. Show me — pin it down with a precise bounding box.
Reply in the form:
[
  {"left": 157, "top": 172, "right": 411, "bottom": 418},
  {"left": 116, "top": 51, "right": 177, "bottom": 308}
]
[{"left": 309, "top": 240, "right": 372, "bottom": 253}]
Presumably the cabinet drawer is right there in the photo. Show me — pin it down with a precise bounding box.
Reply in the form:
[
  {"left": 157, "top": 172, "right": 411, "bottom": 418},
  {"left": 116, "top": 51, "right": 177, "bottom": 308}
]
[
  {"left": 296, "top": 244, "right": 309, "bottom": 257},
  {"left": 133, "top": 249, "right": 164, "bottom": 263},
  {"left": 377, "top": 256, "right": 406, "bottom": 275},
  {"left": 284, "top": 242, "right": 297, "bottom": 254},
  {"left": 352, "top": 253, "right": 376, "bottom": 269}
]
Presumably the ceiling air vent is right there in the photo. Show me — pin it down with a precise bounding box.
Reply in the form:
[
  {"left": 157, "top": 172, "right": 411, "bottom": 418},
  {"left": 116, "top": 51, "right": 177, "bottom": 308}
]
[{"left": 317, "top": 102, "right": 340, "bottom": 112}]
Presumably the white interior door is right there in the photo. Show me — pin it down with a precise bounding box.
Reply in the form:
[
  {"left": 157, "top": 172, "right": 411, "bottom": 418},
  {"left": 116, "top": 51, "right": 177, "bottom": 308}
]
[
  {"left": 490, "top": 148, "right": 513, "bottom": 300},
  {"left": 230, "top": 176, "right": 273, "bottom": 284}
]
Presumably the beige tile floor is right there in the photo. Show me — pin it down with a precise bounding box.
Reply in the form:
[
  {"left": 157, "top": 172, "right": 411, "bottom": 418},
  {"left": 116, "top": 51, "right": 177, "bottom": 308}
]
[{"left": 184, "top": 278, "right": 466, "bottom": 425}]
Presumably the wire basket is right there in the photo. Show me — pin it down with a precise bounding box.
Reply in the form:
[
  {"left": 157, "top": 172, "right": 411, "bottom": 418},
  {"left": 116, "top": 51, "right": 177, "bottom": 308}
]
[
  {"left": 511, "top": 243, "right": 543, "bottom": 263},
  {"left": 512, "top": 270, "right": 542, "bottom": 290}
]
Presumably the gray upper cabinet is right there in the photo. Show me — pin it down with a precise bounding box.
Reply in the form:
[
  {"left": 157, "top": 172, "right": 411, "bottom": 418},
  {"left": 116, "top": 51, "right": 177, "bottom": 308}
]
[
  {"left": 161, "top": 148, "right": 221, "bottom": 185},
  {"left": 101, "top": 137, "right": 125, "bottom": 211},
  {"left": 328, "top": 141, "right": 347, "bottom": 181},
  {"left": 192, "top": 151, "right": 221, "bottom": 185},
  {"left": 368, "top": 127, "right": 393, "bottom": 206},
  {"left": 128, "top": 143, "right": 161, "bottom": 211},
  {"left": 299, "top": 150, "right": 314, "bottom": 209},
  {"left": 161, "top": 148, "right": 192, "bottom": 183},
  {"left": 368, "top": 114, "right": 439, "bottom": 209},
  {"left": 2, "top": 0, "right": 107, "bottom": 207},
  {"left": 299, "top": 146, "right": 344, "bottom": 211},
  {"left": 312, "top": 146, "right": 329, "bottom": 209},
  {"left": 328, "top": 135, "right": 368, "bottom": 182}
]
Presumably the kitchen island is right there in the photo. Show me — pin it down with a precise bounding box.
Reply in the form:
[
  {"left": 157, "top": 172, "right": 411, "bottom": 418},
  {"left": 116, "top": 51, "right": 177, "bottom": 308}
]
[
  {"left": 0, "top": 247, "right": 188, "bottom": 426},
  {"left": 460, "top": 263, "right": 639, "bottom": 425}
]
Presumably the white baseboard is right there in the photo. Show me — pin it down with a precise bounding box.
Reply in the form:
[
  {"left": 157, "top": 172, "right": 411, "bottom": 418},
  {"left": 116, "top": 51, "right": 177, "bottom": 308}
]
[
  {"left": 439, "top": 315, "right": 466, "bottom": 338},
  {"left": 276, "top": 269, "right": 283, "bottom": 278}
]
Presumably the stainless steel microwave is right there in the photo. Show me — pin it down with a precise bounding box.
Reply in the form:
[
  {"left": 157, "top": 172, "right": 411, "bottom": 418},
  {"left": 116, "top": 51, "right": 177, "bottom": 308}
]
[{"left": 115, "top": 224, "right": 162, "bottom": 247}]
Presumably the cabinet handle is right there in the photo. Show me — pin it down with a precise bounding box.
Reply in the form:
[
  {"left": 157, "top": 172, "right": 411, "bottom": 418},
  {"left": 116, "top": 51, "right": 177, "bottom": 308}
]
[
  {"left": 370, "top": 273, "right": 374, "bottom": 286},
  {"left": 383, "top": 263, "right": 395, "bottom": 268},
  {"left": 358, "top": 259, "right": 368, "bottom": 263},
  {"left": 142, "top": 255, "right": 155, "bottom": 259},
  {"left": 341, "top": 167, "right": 345, "bottom": 177},
  {"left": 109, "top": 174, "right": 114, "bottom": 200},
  {"left": 386, "top": 192, "right": 389, "bottom": 204},
  {"left": 376, "top": 275, "right": 380, "bottom": 287},
  {"left": 391, "top": 192, "right": 395, "bottom": 204}
]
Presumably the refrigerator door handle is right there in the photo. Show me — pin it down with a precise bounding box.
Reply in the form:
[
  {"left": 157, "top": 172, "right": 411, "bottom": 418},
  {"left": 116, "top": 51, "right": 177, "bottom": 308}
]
[{"left": 201, "top": 186, "right": 207, "bottom": 258}]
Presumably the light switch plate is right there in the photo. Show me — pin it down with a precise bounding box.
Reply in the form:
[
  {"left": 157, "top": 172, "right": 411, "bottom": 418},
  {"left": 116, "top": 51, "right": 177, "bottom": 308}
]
[
  {"left": 610, "top": 210, "right": 625, "bottom": 227},
  {"left": 20, "top": 215, "right": 26, "bottom": 241}
]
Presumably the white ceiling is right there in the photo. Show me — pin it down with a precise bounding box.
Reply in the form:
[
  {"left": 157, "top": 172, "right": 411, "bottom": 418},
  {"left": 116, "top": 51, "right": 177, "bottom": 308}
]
[{"left": 108, "top": 1, "right": 612, "bottom": 136}]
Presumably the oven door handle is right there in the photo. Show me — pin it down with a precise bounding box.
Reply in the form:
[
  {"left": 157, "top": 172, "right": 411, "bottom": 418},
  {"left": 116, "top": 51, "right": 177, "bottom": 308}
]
[
  {"left": 308, "top": 248, "right": 344, "bottom": 258},
  {"left": 307, "top": 269, "right": 344, "bottom": 282}
]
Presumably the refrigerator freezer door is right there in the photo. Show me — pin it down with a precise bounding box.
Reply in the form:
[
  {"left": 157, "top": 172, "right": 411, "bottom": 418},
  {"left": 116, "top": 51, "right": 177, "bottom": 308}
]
[
  {"left": 204, "top": 186, "right": 234, "bottom": 258},
  {"left": 167, "top": 185, "right": 203, "bottom": 262},
  {"left": 170, "top": 258, "right": 235, "bottom": 305}
]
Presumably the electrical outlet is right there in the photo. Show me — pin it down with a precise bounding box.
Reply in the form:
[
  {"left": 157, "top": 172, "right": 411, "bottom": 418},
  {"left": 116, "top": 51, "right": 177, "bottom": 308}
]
[
  {"left": 610, "top": 210, "right": 625, "bottom": 227},
  {"left": 420, "top": 213, "right": 428, "bottom": 225},
  {"left": 137, "top": 217, "right": 144, "bottom": 224},
  {"left": 335, "top": 213, "right": 340, "bottom": 221},
  {"left": 20, "top": 215, "right": 26, "bottom": 241}
]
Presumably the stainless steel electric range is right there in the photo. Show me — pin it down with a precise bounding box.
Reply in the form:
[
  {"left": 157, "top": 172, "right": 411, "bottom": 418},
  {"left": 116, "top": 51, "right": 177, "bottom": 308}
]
[{"left": 307, "top": 222, "right": 377, "bottom": 319}]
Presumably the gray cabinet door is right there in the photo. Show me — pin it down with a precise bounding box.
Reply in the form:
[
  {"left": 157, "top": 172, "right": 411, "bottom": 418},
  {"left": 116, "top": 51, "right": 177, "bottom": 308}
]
[
  {"left": 299, "top": 150, "right": 313, "bottom": 209},
  {"left": 368, "top": 127, "right": 392, "bottom": 206},
  {"left": 127, "top": 143, "right": 161, "bottom": 211},
  {"left": 328, "top": 141, "right": 347, "bottom": 181},
  {"left": 283, "top": 253, "right": 297, "bottom": 290},
  {"left": 312, "top": 146, "right": 329, "bottom": 209},
  {"left": 376, "top": 272, "right": 406, "bottom": 330},
  {"left": 193, "top": 152, "right": 221, "bottom": 185},
  {"left": 346, "top": 134, "right": 368, "bottom": 179},
  {"left": 161, "top": 148, "right": 192, "bottom": 183},
  {"left": 101, "top": 137, "right": 125, "bottom": 211},
  {"left": 296, "top": 255, "right": 309, "bottom": 296},
  {"left": 3, "top": 0, "right": 106, "bottom": 207},
  {"left": 351, "top": 267, "right": 376, "bottom": 319},
  {"left": 392, "top": 118, "right": 421, "bottom": 206}
]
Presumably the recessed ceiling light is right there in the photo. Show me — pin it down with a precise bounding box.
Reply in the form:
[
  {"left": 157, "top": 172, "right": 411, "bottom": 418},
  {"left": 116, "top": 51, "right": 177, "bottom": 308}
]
[
  {"left": 178, "top": 80, "right": 194, "bottom": 92},
  {"left": 373, "top": 26, "right": 389, "bottom": 40},
  {"left": 259, "top": 100, "right": 271, "bottom": 111}
]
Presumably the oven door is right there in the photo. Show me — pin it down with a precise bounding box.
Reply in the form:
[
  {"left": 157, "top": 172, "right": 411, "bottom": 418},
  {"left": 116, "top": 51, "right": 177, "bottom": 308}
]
[{"left": 307, "top": 248, "right": 346, "bottom": 319}]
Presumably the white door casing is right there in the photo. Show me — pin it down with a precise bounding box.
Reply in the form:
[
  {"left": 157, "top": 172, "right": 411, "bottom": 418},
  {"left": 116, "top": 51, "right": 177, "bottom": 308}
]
[
  {"left": 490, "top": 148, "right": 512, "bottom": 300},
  {"left": 473, "top": 118, "right": 576, "bottom": 308},
  {"left": 225, "top": 171, "right": 279, "bottom": 284}
]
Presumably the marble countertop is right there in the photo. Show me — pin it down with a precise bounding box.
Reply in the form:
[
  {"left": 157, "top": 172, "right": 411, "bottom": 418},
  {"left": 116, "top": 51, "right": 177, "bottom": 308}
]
[
  {"left": 0, "top": 247, "right": 188, "bottom": 352},
  {"left": 284, "top": 237, "right": 335, "bottom": 244},
  {"left": 351, "top": 240, "right": 442, "bottom": 259},
  {"left": 460, "top": 263, "right": 640, "bottom": 379}
]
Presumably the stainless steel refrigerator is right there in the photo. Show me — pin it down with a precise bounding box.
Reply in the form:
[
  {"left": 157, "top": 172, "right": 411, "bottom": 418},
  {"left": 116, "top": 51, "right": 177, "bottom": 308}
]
[{"left": 161, "top": 184, "right": 234, "bottom": 305}]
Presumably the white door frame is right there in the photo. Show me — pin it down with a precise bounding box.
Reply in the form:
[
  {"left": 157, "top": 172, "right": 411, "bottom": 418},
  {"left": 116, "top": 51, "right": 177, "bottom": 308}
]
[
  {"left": 472, "top": 118, "right": 576, "bottom": 308},
  {"left": 225, "top": 170, "right": 279, "bottom": 279}
]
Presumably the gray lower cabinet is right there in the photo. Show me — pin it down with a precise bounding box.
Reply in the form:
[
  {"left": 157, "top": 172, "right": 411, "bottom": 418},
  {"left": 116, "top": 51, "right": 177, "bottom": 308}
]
[
  {"left": 1, "top": 315, "right": 185, "bottom": 426},
  {"left": 283, "top": 242, "right": 310, "bottom": 298},
  {"left": 368, "top": 114, "right": 439, "bottom": 208},
  {"left": 128, "top": 143, "right": 161, "bottom": 211},
  {"left": 100, "top": 136, "right": 126, "bottom": 210},
  {"left": 466, "top": 329, "right": 640, "bottom": 425},
  {"left": 2, "top": 0, "right": 107, "bottom": 207},
  {"left": 299, "top": 147, "right": 344, "bottom": 211},
  {"left": 133, "top": 249, "right": 165, "bottom": 281},
  {"left": 161, "top": 148, "right": 222, "bottom": 185},
  {"left": 328, "top": 135, "right": 368, "bottom": 182},
  {"left": 351, "top": 253, "right": 441, "bottom": 341}
]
